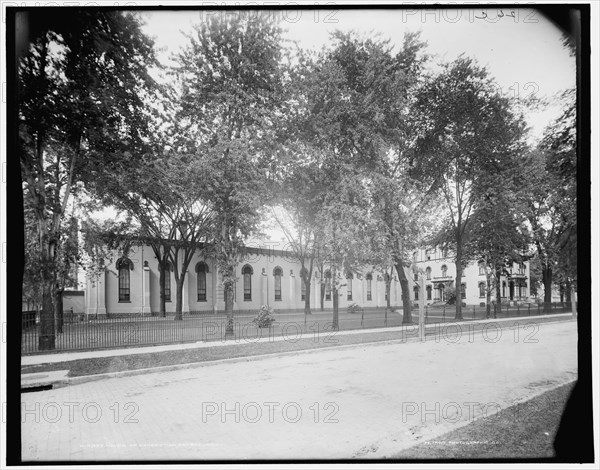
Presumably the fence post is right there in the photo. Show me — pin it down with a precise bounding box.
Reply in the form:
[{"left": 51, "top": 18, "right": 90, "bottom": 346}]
[
  {"left": 384, "top": 307, "right": 388, "bottom": 327},
  {"left": 361, "top": 308, "right": 364, "bottom": 328}
]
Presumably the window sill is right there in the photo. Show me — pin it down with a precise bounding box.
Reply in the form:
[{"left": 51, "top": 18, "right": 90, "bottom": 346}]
[{"left": 118, "top": 300, "right": 131, "bottom": 303}]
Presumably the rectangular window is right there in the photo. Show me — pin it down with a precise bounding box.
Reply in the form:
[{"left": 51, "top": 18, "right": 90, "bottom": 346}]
[
  {"left": 119, "top": 268, "right": 130, "bottom": 302},
  {"left": 243, "top": 273, "right": 251, "bottom": 301},
  {"left": 347, "top": 278, "right": 352, "bottom": 301},
  {"left": 197, "top": 272, "right": 207, "bottom": 301},
  {"left": 163, "top": 269, "right": 171, "bottom": 302},
  {"left": 461, "top": 284, "right": 466, "bottom": 299},
  {"left": 426, "top": 286, "right": 432, "bottom": 300},
  {"left": 275, "top": 275, "right": 282, "bottom": 301}
]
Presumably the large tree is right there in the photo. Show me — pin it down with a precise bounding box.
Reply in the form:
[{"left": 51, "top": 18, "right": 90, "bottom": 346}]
[
  {"left": 526, "top": 88, "right": 576, "bottom": 310},
  {"left": 411, "top": 56, "right": 528, "bottom": 320},
  {"left": 291, "top": 31, "right": 429, "bottom": 323},
  {"left": 172, "top": 13, "right": 286, "bottom": 331},
  {"left": 18, "top": 10, "right": 158, "bottom": 349}
]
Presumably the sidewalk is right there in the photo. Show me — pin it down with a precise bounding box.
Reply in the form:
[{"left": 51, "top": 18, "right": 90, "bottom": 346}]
[{"left": 22, "top": 313, "right": 573, "bottom": 366}]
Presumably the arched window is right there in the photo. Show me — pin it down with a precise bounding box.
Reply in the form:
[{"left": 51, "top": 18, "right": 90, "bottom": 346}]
[
  {"left": 461, "top": 283, "right": 466, "bottom": 299},
  {"left": 163, "top": 261, "right": 172, "bottom": 302},
  {"left": 242, "top": 265, "right": 253, "bottom": 301},
  {"left": 273, "top": 266, "right": 283, "bottom": 301},
  {"left": 195, "top": 262, "right": 209, "bottom": 302},
  {"left": 346, "top": 272, "right": 353, "bottom": 301},
  {"left": 426, "top": 285, "right": 432, "bottom": 300},
  {"left": 426, "top": 267, "right": 431, "bottom": 280},
  {"left": 441, "top": 265, "right": 448, "bottom": 277},
  {"left": 116, "top": 258, "right": 133, "bottom": 302},
  {"left": 366, "top": 273, "right": 373, "bottom": 301},
  {"left": 479, "top": 282, "right": 486, "bottom": 298},
  {"left": 413, "top": 285, "right": 419, "bottom": 301}
]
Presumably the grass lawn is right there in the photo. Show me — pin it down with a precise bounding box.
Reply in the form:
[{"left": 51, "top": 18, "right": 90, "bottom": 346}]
[{"left": 391, "top": 381, "right": 575, "bottom": 460}]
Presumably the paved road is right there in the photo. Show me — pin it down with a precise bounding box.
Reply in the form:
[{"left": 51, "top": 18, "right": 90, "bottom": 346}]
[{"left": 21, "top": 320, "right": 577, "bottom": 461}]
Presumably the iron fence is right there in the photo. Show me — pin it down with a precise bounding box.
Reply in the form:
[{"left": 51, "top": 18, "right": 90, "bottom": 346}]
[{"left": 21, "top": 302, "right": 576, "bottom": 354}]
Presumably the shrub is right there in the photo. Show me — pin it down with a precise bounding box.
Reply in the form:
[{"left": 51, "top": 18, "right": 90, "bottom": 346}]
[
  {"left": 445, "top": 286, "right": 458, "bottom": 305},
  {"left": 252, "top": 305, "right": 276, "bottom": 328},
  {"left": 347, "top": 303, "right": 361, "bottom": 314}
]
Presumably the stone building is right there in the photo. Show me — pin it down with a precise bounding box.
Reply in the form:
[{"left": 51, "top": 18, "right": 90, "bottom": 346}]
[{"left": 86, "top": 242, "right": 530, "bottom": 316}]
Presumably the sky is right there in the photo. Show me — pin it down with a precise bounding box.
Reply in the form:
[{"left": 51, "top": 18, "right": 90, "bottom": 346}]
[{"left": 139, "top": 7, "right": 576, "bottom": 141}]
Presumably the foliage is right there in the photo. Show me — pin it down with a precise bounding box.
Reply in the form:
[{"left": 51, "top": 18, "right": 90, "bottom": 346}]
[
  {"left": 171, "top": 13, "right": 287, "bottom": 323},
  {"left": 525, "top": 88, "right": 576, "bottom": 306},
  {"left": 252, "top": 305, "right": 276, "bottom": 328},
  {"left": 18, "top": 10, "right": 157, "bottom": 349},
  {"left": 347, "top": 303, "right": 361, "bottom": 314},
  {"left": 444, "top": 286, "right": 458, "bottom": 305},
  {"left": 410, "top": 56, "right": 528, "bottom": 319}
]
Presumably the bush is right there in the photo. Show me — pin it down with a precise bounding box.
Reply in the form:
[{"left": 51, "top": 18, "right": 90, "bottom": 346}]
[
  {"left": 252, "top": 305, "right": 276, "bottom": 328},
  {"left": 445, "top": 286, "right": 458, "bottom": 305},
  {"left": 347, "top": 303, "right": 361, "bottom": 314}
]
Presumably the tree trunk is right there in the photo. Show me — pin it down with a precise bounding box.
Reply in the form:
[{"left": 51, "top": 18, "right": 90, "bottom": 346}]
[
  {"left": 565, "top": 279, "right": 572, "bottom": 307},
  {"left": 385, "top": 277, "right": 391, "bottom": 309},
  {"left": 543, "top": 266, "right": 553, "bottom": 312},
  {"left": 559, "top": 283, "right": 564, "bottom": 303},
  {"left": 174, "top": 275, "right": 185, "bottom": 321},
  {"left": 395, "top": 263, "right": 412, "bottom": 324},
  {"left": 54, "top": 287, "right": 64, "bottom": 334},
  {"left": 39, "top": 279, "right": 55, "bottom": 351},
  {"left": 225, "top": 283, "right": 234, "bottom": 335},
  {"left": 332, "top": 286, "right": 339, "bottom": 330},
  {"left": 485, "top": 272, "right": 492, "bottom": 318},
  {"left": 320, "top": 282, "right": 325, "bottom": 311},
  {"left": 38, "top": 234, "right": 56, "bottom": 350},
  {"left": 303, "top": 279, "right": 312, "bottom": 315},
  {"left": 495, "top": 266, "right": 502, "bottom": 319},
  {"left": 454, "top": 245, "right": 463, "bottom": 320},
  {"left": 159, "top": 266, "right": 166, "bottom": 317}
]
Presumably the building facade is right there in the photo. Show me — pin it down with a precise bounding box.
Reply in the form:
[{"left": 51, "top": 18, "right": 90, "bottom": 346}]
[
  {"left": 86, "top": 243, "right": 530, "bottom": 316},
  {"left": 412, "top": 247, "right": 531, "bottom": 306}
]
